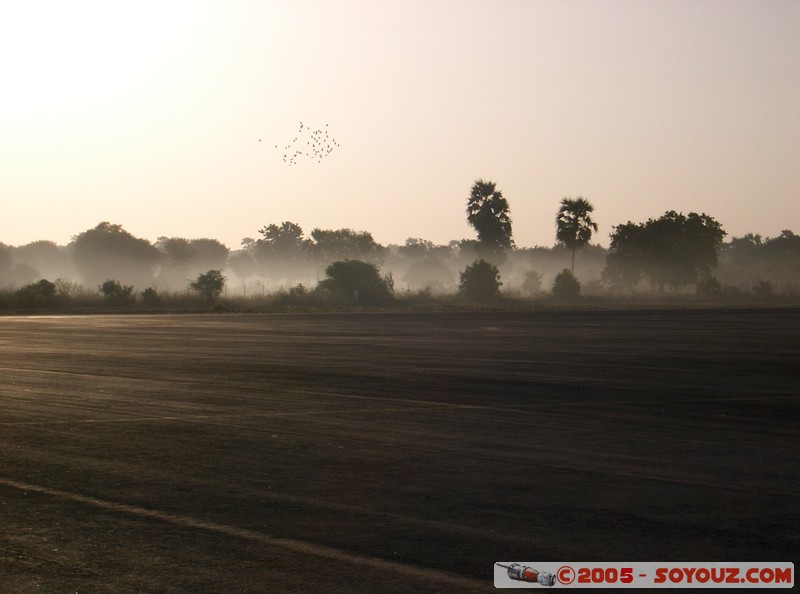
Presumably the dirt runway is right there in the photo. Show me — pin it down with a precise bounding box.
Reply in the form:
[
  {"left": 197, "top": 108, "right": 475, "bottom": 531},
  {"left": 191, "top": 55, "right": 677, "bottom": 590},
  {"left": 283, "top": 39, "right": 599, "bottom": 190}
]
[{"left": 1, "top": 310, "right": 798, "bottom": 592}]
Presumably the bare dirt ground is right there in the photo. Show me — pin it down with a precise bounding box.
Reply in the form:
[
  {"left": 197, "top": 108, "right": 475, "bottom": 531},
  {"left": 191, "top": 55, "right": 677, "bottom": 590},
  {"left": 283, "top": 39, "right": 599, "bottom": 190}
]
[{"left": 1, "top": 309, "right": 798, "bottom": 592}]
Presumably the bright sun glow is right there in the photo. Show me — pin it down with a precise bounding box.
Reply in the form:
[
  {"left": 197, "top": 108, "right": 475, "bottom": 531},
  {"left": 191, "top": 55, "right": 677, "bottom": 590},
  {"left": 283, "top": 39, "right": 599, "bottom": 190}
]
[{"left": 1, "top": 2, "right": 194, "bottom": 133}]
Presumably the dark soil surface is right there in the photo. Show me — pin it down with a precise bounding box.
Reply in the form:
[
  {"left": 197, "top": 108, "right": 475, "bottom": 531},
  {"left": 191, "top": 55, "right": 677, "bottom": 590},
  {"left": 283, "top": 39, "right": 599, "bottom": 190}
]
[{"left": 1, "top": 309, "right": 798, "bottom": 592}]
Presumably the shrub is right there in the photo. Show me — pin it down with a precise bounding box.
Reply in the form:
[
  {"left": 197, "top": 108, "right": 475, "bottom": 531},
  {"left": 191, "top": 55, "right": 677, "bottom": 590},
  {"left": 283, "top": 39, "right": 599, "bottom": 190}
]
[
  {"left": 458, "top": 259, "right": 502, "bottom": 301},
  {"left": 12, "top": 279, "right": 58, "bottom": 309},
  {"left": 100, "top": 279, "right": 135, "bottom": 306},
  {"left": 552, "top": 269, "right": 581, "bottom": 299},
  {"left": 141, "top": 287, "right": 162, "bottom": 306}
]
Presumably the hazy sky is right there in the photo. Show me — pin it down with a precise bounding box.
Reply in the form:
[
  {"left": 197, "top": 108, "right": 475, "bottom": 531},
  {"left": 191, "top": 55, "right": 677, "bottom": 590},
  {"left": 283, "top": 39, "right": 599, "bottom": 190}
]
[{"left": 2, "top": 0, "right": 798, "bottom": 249}]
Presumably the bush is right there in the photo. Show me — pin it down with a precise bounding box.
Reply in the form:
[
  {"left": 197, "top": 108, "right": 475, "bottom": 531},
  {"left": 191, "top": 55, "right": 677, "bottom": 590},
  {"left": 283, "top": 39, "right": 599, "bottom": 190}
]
[
  {"left": 317, "top": 260, "right": 393, "bottom": 304},
  {"left": 100, "top": 279, "right": 135, "bottom": 306},
  {"left": 458, "top": 259, "right": 502, "bottom": 301},
  {"left": 141, "top": 287, "right": 162, "bottom": 306},
  {"left": 552, "top": 269, "right": 581, "bottom": 299},
  {"left": 12, "top": 279, "right": 58, "bottom": 309}
]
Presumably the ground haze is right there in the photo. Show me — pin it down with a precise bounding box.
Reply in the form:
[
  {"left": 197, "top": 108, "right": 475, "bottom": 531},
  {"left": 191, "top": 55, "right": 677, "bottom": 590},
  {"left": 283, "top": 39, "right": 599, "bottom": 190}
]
[{"left": 1, "top": 310, "right": 797, "bottom": 592}]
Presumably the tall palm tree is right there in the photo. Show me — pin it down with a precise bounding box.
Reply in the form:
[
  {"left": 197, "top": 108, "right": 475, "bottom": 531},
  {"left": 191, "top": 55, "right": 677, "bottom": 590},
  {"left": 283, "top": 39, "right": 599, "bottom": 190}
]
[
  {"left": 555, "top": 197, "right": 598, "bottom": 274},
  {"left": 466, "top": 179, "right": 513, "bottom": 250}
]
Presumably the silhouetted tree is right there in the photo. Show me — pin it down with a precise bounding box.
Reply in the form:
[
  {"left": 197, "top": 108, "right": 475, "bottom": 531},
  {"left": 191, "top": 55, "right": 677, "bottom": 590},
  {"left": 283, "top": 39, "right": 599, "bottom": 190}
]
[
  {"left": 396, "top": 238, "right": 451, "bottom": 262},
  {"left": 600, "top": 222, "right": 646, "bottom": 290},
  {"left": 71, "top": 222, "right": 160, "bottom": 288},
  {"left": 258, "top": 221, "right": 305, "bottom": 247},
  {"left": 156, "top": 237, "right": 194, "bottom": 267},
  {"left": 603, "top": 211, "right": 726, "bottom": 292},
  {"left": 317, "top": 260, "right": 393, "bottom": 304},
  {"left": 156, "top": 236, "right": 194, "bottom": 288},
  {"left": 556, "top": 197, "right": 598, "bottom": 274},
  {"left": 189, "top": 239, "right": 229, "bottom": 271},
  {"left": 190, "top": 270, "right": 226, "bottom": 303},
  {"left": 156, "top": 237, "right": 229, "bottom": 289},
  {"left": 396, "top": 238, "right": 456, "bottom": 292},
  {"left": 717, "top": 230, "right": 800, "bottom": 292},
  {"left": 552, "top": 269, "right": 581, "bottom": 299},
  {"left": 458, "top": 259, "right": 502, "bottom": 301},
  {"left": 254, "top": 221, "right": 310, "bottom": 282},
  {"left": 466, "top": 179, "right": 513, "bottom": 253},
  {"left": 398, "top": 238, "right": 436, "bottom": 260},
  {"left": 309, "top": 229, "right": 384, "bottom": 268}
]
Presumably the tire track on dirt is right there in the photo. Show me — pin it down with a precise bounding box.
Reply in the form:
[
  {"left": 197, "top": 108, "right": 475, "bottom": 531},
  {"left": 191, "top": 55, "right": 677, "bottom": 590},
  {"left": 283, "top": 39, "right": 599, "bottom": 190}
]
[{"left": 0, "top": 477, "right": 488, "bottom": 591}]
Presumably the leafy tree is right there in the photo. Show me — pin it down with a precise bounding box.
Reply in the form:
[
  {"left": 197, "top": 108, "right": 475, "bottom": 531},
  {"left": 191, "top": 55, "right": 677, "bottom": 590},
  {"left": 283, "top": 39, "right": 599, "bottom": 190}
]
[
  {"left": 603, "top": 211, "right": 726, "bottom": 292},
  {"left": 398, "top": 238, "right": 436, "bottom": 260},
  {"left": 156, "top": 237, "right": 194, "bottom": 267},
  {"left": 100, "top": 279, "right": 135, "bottom": 306},
  {"left": 466, "top": 179, "right": 513, "bottom": 252},
  {"left": 155, "top": 236, "right": 194, "bottom": 288},
  {"left": 254, "top": 221, "right": 310, "bottom": 282},
  {"left": 717, "top": 230, "right": 800, "bottom": 292},
  {"left": 71, "top": 222, "right": 160, "bottom": 288},
  {"left": 190, "top": 270, "right": 226, "bottom": 303},
  {"left": 317, "top": 260, "right": 393, "bottom": 304},
  {"left": 189, "top": 239, "right": 229, "bottom": 271},
  {"left": 258, "top": 221, "right": 305, "bottom": 248},
  {"left": 556, "top": 197, "right": 598, "bottom": 274},
  {"left": 600, "top": 221, "right": 646, "bottom": 290},
  {"left": 396, "top": 238, "right": 451, "bottom": 262},
  {"left": 396, "top": 238, "right": 456, "bottom": 292},
  {"left": 156, "top": 237, "right": 229, "bottom": 289},
  {"left": 458, "top": 259, "right": 502, "bottom": 301},
  {"left": 309, "top": 228, "right": 384, "bottom": 266},
  {"left": 552, "top": 269, "right": 581, "bottom": 299}
]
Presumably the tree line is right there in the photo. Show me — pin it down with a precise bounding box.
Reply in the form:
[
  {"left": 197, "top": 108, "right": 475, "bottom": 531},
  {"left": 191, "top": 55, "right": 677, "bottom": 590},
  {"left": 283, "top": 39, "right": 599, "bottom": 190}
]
[{"left": 1, "top": 179, "right": 799, "bottom": 309}]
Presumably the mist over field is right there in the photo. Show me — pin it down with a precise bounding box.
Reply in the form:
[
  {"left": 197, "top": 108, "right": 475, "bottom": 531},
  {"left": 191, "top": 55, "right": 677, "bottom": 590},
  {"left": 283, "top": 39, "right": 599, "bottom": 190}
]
[
  {"left": 1, "top": 212, "right": 798, "bottom": 310},
  {"left": 2, "top": 2, "right": 797, "bottom": 591}
]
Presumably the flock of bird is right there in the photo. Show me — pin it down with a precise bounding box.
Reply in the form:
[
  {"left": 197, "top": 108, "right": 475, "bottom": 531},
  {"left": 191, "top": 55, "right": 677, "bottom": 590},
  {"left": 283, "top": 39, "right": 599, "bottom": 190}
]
[{"left": 259, "top": 122, "right": 340, "bottom": 166}]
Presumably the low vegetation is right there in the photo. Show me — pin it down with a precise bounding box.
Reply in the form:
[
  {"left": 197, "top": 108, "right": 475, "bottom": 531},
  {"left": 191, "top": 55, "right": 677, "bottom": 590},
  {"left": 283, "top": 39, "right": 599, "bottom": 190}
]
[{"left": 2, "top": 179, "right": 799, "bottom": 312}]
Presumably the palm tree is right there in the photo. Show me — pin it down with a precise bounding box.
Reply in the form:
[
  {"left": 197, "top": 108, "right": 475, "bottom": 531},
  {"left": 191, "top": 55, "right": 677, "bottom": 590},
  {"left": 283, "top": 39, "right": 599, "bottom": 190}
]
[
  {"left": 467, "top": 179, "right": 513, "bottom": 251},
  {"left": 555, "top": 197, "right": 598, "bottom": 274}
]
